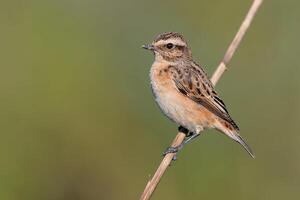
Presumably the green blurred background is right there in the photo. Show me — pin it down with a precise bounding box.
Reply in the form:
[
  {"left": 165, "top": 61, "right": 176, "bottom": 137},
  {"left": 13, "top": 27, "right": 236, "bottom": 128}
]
[{"left": 1, "top": 0, "right": 299, "bottom": 199}]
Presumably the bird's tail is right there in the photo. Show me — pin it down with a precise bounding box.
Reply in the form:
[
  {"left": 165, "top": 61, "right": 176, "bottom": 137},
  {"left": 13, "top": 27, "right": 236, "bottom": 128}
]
[{"left": 215, "top": 121, "right": 255, "bottom": 158}]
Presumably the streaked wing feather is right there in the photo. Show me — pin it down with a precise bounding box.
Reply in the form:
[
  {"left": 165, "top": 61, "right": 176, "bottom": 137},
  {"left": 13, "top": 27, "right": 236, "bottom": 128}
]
[{"left": 170, "top": 62, "right": 239, "bottom": 130}]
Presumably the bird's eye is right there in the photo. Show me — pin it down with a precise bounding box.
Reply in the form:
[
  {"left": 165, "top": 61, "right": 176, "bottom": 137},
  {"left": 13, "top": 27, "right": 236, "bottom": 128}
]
[{"left": 166, "top": 43, "right": 174, "bottom": 49}]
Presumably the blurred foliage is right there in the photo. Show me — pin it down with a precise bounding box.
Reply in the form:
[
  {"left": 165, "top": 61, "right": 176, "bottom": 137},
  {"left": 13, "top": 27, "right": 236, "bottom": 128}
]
[{"left": 0, "top": 0, "right": 299, "bottom": 199}]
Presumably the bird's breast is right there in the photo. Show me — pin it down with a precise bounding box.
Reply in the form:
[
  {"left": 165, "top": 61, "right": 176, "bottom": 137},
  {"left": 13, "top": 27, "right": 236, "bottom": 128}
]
[{"left": 149, "top": 62, "right": 215, "bottom": 132}]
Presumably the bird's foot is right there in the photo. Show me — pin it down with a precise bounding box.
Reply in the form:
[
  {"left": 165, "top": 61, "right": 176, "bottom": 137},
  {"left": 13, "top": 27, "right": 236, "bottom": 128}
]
[
  {"left": 162, "top": 126, "right": 197, "bottom": 161},
  {"left": 162, "top": 145, "right": 183, "bottom": 161}
]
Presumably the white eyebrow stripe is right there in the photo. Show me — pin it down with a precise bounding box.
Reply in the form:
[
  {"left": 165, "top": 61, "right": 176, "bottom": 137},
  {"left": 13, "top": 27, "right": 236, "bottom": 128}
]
[{"left": 155, "top": 38, "right": 186, "bottom": 46}]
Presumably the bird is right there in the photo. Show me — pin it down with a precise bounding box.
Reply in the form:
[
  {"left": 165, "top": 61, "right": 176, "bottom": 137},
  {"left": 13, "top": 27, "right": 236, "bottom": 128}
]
[{"left": 142, "top": 32, "right": 254, "bottom": 158}]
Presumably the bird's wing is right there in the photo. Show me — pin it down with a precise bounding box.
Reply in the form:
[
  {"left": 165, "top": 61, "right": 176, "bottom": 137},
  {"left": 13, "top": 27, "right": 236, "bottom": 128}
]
[{"left": 169, "top": 62, "right": 239, "bottom": 131}]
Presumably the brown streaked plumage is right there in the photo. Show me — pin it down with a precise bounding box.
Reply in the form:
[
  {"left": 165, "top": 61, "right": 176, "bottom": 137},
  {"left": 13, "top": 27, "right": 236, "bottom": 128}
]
[{"left": 143, "top": 32, "right": 254, "bottom": 158}]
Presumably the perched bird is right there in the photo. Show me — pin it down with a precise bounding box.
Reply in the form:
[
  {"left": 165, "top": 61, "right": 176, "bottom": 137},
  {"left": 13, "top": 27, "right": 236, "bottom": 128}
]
[{"left": 142, "top": 32, "right": 254, "bottom": 158}]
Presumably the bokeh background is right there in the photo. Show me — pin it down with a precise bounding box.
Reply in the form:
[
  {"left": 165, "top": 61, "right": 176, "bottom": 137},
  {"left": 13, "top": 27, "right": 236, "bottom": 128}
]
[{"left": 1, "top": 0, "right": 299, "bottom": 199}]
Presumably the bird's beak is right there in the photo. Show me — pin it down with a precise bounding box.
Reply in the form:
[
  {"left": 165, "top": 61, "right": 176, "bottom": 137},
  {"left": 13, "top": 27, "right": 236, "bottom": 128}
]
[{"left": 142, "top": 44, "right": 155, "bottom": 51}]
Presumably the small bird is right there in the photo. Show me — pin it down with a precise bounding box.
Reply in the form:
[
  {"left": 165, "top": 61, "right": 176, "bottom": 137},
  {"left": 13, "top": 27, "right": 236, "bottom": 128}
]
[{"left": 142, "top": 32, "right": 254, "bottom": 158}]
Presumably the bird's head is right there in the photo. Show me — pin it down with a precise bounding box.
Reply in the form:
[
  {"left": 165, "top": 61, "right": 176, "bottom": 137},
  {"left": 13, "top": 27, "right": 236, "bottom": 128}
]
[{"left": 142, "top": 32, "right": 192, "bottom": 62}]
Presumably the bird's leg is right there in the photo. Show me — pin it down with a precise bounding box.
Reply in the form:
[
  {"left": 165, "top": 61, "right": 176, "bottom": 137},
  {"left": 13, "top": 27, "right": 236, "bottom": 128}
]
[
  {"left": 181, "top": 126, "right": 203, "bottom": 145},
  {"left": 163, "top": 126, "right": 203, "bottom": 160},
  {"left": 183, "top": 132, "right": 201, "bottom": 145},
  {"left": 163, "top": 126, "right": 191, "bottom": 160}
]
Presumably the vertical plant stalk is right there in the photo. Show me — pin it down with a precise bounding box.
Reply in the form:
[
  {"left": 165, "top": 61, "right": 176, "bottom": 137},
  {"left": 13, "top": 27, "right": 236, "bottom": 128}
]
[{"left": 140, "top": 1, "right": 263, "bottom": 199}]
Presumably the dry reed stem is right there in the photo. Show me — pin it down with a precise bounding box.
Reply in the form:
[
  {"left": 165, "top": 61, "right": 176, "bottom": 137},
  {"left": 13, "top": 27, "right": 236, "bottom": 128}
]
[{"left": 140, "top": 1, "right": 263, "bottom": 199}]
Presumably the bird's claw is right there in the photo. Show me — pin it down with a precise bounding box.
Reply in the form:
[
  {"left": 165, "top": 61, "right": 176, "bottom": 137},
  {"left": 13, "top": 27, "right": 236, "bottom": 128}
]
[
  {"left": 163, "top": 146, "right": 179, "bottom": 155},
  {"left": 163, "top": 145, "right": 183, "bottom": 161}
]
